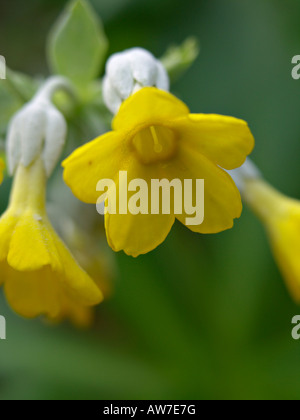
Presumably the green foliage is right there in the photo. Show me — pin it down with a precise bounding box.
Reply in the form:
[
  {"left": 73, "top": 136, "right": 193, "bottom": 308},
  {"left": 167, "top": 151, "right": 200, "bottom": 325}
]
[
  {"left": 47, "top": 0, "right": 108, "bottom": 87},
  {"left": 160, "top": 38, "right": 200, "bottom": 83}
]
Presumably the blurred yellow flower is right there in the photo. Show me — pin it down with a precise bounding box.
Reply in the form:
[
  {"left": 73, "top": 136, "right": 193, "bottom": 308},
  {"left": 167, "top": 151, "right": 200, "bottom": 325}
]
[
  {"left": 48, "top": 293, "right": 95, "bottom": 328},
  {"left": 63, "top": 87, "right": 254, "bottom": 257},
  {"left": 244, "top": 178, "right": 300, "bottom": 302},
  {"left": 0, "top": 158, "right": 103, "bottom": 318}
]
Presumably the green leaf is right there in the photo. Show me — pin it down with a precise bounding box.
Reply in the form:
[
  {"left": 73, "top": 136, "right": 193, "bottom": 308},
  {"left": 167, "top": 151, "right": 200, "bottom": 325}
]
[
  {"left": 47, "top": 0, "right": 108, "bottom": 87},
  {"left": 160, "top": 37, "right": 200, "bottom": 83}
]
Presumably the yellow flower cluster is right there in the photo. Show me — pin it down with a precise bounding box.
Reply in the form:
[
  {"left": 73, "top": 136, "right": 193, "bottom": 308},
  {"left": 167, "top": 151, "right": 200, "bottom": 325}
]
[{"left": 0, "top": 86, "right": 255, "bottom": 320}]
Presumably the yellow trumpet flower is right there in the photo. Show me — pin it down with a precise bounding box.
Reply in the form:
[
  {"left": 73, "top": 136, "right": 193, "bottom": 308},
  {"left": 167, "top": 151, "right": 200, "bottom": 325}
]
[
  {"left": 243, "top": 177, "right": 300, "bottom": 302},
  {"left": 63, "top": 87, "right": 254, "bottom": 257},
  {"left": 0, "top": 157, "right": 103, "bottom": 318}
]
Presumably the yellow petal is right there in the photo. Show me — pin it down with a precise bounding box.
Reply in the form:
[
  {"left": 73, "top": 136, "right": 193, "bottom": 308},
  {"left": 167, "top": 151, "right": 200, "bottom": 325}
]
[
  {"left": 63, "top": 131, "right": 129, "bottom": 203},
  {"left": 171, "top": 114, "right": 254, "bottom": 170},
  {"left": 54, "top": 235, "right": 103, "bottom": 305},
  {"left": 164, "top": 143, "right": 242, "bottom": 233},
  {"left": 106, "top": 210, "right": 175, "bottom": 258},
  {"left": 7, "top": 212, "right": 61, "bottom": 271},
  {"left": 105, "top": 160, "right": 175, "bottom": 257},
  {"left": 3, "top": 264, "right": 62, "bottom": 318},
  {"left": 0, "top": 211, "right": 18, "bottom": 262},
  {"left": 112, "top": 87, "right": 189, "bottom": 132}
]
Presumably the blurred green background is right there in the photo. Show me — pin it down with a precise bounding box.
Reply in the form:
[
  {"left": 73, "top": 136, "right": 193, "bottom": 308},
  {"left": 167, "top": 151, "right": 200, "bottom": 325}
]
[{"left": 1, "top": 0, "right": 300, "bottom": 400}]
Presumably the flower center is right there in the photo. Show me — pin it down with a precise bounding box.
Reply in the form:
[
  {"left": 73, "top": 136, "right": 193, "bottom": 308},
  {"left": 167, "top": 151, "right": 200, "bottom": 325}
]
[{"left": 132, "top": 125, "right": 177, "bottom": 164}]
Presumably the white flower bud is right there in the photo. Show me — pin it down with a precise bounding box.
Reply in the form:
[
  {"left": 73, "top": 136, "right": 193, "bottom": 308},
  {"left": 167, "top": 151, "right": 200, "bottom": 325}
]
[
  {"left": 6, "top": 77, "right": 72, "bottom": 177},
  {"left": 103, "top": 48, "right": 170, "bottom": 114}
]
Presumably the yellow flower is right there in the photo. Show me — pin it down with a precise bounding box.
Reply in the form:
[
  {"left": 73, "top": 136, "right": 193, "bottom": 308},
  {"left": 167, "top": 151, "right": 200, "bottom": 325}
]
[
  {"left": 0, "top": 157, "right": 103, "bottom": 318},
  {"left": 244, "top": 178, "right": 300, "bottom": 302},
  {"left": 63, "top": 87, "right": 254, "bottom": 257}
]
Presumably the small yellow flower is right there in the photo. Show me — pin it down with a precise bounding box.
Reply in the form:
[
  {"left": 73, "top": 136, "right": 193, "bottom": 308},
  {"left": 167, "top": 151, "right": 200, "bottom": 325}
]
[
  {"left": 0, "top": 157, "right": 103, "bottom": 318},
  {"left": 63, "top": 87, "right": 254, "bottom": 257},
  {"left": 244, "top": 178, "right": 300, "bottom": 302}
]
